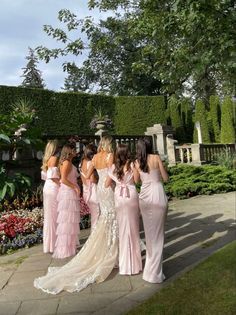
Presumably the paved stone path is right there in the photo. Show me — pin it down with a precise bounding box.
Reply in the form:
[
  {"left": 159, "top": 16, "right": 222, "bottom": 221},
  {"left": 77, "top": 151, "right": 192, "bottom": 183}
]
[{"left": 0, "top": 192, "right": 235, "bottom": 315}]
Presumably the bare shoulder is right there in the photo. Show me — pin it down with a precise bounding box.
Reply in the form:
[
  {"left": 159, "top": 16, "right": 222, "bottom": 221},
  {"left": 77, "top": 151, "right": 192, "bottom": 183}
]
[
  {"left": 155, "top": 154, "right": 163, "bottom": 165},
  {"left": 148, "top": 153, "right": 159, "bottom": 161},
  {"left": 62, "top": 160, "right": 71, "bottom": 169},
  {"left": 48, "top": 155, "right": 58, "bottom": 167}
]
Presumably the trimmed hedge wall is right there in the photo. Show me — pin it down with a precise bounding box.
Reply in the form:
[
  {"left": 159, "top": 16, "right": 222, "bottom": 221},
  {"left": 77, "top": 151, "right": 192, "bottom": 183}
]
[
  {"left": 0, "top": 85, "right": 235, "bottom": 143},
  {"left": 114, "top": 96, "right": 166, "bottom": 135},
  {"left": 0, "top": 85, "right": 115, "bottom": 135}
]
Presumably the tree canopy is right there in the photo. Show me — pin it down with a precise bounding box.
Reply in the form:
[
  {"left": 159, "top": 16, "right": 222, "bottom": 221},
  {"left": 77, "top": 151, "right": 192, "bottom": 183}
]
[{"left": 36, "top": 0, "right": 236, "bottom": 98}]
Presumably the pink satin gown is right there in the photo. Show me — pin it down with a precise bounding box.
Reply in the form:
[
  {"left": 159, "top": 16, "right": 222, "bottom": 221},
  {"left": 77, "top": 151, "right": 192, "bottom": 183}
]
[
  {"left": 81, "top": 161, "right": 100, "bottom": 230},
  {"left": 53, "top": 165, "right": 80, "bottom": 259},
  {"left": 41, "top": 167, "right": 60, "bottom": 253},
  {"left": 139, "top": 169, "right": 168, "bottom": 283},
  {"left": 108, "top": 165, "right": 142, "bottom": 275}
]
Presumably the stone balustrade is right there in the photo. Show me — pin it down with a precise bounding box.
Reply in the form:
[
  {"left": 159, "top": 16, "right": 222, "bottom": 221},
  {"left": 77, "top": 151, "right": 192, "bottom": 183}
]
[{"left": 167, "top": 141, "right": 236, "bottom": 166}]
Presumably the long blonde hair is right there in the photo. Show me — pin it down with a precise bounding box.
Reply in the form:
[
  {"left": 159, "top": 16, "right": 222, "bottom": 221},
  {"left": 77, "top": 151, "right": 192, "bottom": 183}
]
[
  {"left": 59, "top": 144, "right": 74, "bottom": 166},
  {"left": 41, "top": 140, "right": 59, "bottom": 171},
  {"left": 98, "top": 135, "right": 113, "bottom": 153}
]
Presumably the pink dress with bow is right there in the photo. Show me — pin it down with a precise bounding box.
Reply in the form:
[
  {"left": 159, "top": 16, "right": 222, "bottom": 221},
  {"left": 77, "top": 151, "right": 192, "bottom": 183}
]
[
  {"left": 53, "top": 165, "right": 81, "bottom": 259},
  {"left": 41, "top": 167, "right": 60, "bottom": 253},
  {"left": 108, "top": 165, "right": 142, "bottom": 275},
  {"left": 139, "top": 169, "right": 168, "bottom": 283}
]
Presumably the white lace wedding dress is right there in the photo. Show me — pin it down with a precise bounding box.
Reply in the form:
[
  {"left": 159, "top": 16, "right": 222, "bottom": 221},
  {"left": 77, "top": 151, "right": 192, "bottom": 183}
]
[{"left": 34, "top": 168, "right": 118, "bottom": 294}]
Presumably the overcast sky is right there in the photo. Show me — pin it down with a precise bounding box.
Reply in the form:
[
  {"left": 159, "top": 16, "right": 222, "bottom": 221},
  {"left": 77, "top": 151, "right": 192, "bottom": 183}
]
[{"left": 0, "top": 0, "right": 105, "bottom": 91}]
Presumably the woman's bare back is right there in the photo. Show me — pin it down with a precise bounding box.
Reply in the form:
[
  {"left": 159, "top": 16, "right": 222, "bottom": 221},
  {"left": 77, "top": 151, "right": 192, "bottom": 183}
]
[{"left": 92, "top": 151, "right": 113, "bottom": 170}]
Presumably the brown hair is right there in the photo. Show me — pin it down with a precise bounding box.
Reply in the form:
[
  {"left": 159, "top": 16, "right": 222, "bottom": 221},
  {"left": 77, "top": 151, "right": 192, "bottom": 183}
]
[
  {"left": 136, "top": 137, "right": 153, "bottom": 173},
  {"left": 114, "top": 144, "right": 131, "bottom": 181},
  {"left": 59, "top": 144, "right": 75, "bottom": 165},
  {"left": 83, "top": 143, "right": 97, "bottom": 161}
]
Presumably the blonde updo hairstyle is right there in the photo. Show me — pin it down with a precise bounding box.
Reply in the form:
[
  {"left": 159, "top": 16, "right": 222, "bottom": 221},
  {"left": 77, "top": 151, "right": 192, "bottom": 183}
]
[
  {"left": 41, "top": 140, "right": 59, "bottom": 172},
  {"left": 59, "top": 144, "right": 75, "bottom": 166},
  {"left": 98, "top": 135, "right": 113, "bottom": 153}
]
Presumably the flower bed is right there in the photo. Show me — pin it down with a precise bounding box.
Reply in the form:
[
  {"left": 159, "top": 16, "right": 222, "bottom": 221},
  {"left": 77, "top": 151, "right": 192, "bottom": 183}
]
[
  {"left": 0, "top": 197, "right": 91, "bottom": 255},
  {"left": 0, "top": 208, "right": 43, "bottom": 255}
]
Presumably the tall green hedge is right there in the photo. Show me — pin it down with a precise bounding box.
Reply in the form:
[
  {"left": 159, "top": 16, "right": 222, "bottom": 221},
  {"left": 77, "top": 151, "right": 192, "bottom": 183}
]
[
  {"left": 114, "top": 96, "right": 166, "bottom": 134},
  {"left": 209, "top": 95, "right": 221, "bottom": 142},
  {"left": 0, "top": 85, "right": 234, "bottom": 143},
  {"left": 0, "top": 85, "right": 115, "bottom": 135},
  {"left": 181, "top": 98, "right": 194, "bottom": 143},
  {"left": 221, "top": 97, "right": 235, "bottom": 143},
  {"left": 167, "top": 96, "right": 185, "bottom": 142}
]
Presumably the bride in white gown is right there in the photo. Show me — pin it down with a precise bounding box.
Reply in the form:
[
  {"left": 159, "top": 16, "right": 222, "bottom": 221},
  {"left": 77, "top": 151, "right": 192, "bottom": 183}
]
[{"left": 34, "top": 136, "right": 118, "bottom": 294}]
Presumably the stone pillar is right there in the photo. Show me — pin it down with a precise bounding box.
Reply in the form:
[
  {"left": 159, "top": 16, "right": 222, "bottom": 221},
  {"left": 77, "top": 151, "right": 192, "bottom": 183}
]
[
  {"left": 145, "top": 124, "right": 174, "bottom": 159},
  {"left": 166, "top": 134, "right": 178, "bottom": 166},
  {"left": 191, "top": 143, "right": 204, "bottom": 165}
]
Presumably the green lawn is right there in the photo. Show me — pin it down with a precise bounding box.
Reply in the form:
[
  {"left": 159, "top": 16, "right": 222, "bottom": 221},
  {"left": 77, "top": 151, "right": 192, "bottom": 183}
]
[{"left": 127, "top": 241, "right": 236, "bottom": 315}]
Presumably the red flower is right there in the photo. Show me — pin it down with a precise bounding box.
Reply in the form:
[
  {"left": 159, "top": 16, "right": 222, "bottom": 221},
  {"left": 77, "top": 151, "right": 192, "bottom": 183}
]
[{"left": 0, "top": 214, "right": 33, "bottom": 238}]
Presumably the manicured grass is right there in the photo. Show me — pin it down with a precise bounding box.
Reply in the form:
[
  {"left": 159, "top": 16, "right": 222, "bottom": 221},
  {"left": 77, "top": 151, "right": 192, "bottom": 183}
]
[{"left": 127, "top": 241, "right": 236, "bottom": 315}]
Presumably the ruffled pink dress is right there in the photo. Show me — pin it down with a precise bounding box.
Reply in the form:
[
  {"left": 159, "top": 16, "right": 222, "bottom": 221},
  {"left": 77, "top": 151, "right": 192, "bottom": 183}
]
[
  {"left": 41, "top": 167, "right": 60, "bottom": 253},
  {"left": 139, "top": 169, "right": 168, "bottom": 283},
  {"left": 53, "top": 165, "right": 80, "bottom": 259},
  {"left": 81, "top": 161, "right": 100, "bottom": 230},
  {"left": 108, "top": 165, "right": 142, "bottom": 275}
]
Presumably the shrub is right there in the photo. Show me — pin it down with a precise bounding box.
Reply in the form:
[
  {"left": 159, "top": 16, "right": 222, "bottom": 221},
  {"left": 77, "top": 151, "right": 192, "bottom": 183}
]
[
  {"left": 214, "top": 147, "right": 236, "bottom": 169},
  {"left": 0, "top": 163, "right": 31, "bottom": 202},
  {"left": 0, "top": 98, "right": 43, "bottom": 159},
  {"left": 165, "top": 164, "right": 236, "bottom": 199}
]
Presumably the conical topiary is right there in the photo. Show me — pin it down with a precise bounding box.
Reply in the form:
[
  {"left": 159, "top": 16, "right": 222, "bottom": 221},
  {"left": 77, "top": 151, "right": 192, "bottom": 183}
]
[
  {"left": 209, "top": 95, "right": 221, "bottom": 143},
  {"left": 220, "top": 97, "right": 235, "bottom": 143}
]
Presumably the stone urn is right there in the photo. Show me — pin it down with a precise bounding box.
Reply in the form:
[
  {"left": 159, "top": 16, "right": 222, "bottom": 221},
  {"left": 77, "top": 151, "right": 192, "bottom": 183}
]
[
  {"left": 95, "top": 121, "right": 107, "bottom": 137},
  {"left": 95, "top": 120, "right": 106, "bottom": 130}
]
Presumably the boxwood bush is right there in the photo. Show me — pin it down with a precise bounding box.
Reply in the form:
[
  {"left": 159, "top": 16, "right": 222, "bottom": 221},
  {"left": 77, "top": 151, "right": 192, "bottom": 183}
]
[{"left": 165, "top": 164, "right": 236, "bottom": 199}]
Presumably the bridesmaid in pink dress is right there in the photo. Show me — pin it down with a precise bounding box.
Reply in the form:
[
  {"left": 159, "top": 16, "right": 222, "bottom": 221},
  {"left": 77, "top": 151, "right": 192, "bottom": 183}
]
[
  {"left": 41, "top": 140, "right": 60, "bottom": 253},
  {"left": 106, "top": 144, "right": 142, "bottom": 275},
  {"left": 53, "top": 144, "right": 81, "bottom": 259},
  {"left": 80, "top": 144, "right": 99, "bottom": 230},
  {"left": 135, "top": 137, "right": 168, "bottom": 283}
]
